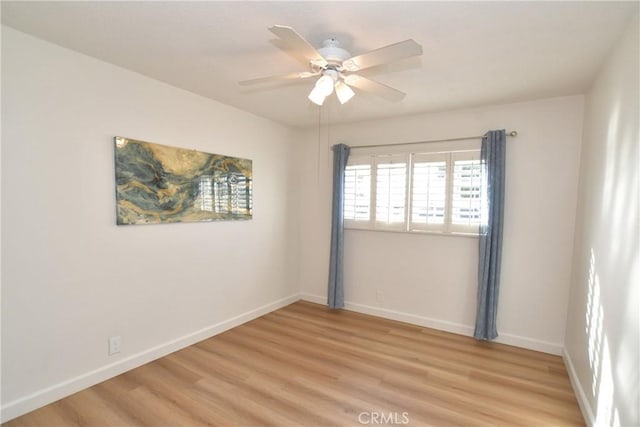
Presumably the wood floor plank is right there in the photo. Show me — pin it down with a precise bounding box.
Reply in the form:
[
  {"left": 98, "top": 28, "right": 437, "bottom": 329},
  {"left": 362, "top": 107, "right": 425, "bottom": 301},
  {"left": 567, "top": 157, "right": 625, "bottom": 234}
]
[{"left": 3, "top": 301, "right": 584, "bottom": 426}]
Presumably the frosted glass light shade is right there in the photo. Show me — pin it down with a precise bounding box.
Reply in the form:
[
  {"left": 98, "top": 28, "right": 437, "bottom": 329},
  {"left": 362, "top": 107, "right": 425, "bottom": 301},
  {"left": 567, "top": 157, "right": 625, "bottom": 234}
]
[
  {"left": 308, "top": 74, "right": 337, "bottom": 105},
  {"left": 308, "top": 85, "right": 327, "bottom": 105},
  {"left": 316, "top": 74, "right": 335, "bottom": 96},
  {"left": 335, "top": 81, "right": 355, "bottom": 104}
]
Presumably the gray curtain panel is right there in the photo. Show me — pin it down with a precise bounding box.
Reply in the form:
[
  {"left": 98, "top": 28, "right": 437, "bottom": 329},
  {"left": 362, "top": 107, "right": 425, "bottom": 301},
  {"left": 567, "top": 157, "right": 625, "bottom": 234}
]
[
  {"left": 328, "top": 143, "right": 350, "bottom": 309},
  {"left": 474, "top": 130, "right": 506, "bottom": 340}
]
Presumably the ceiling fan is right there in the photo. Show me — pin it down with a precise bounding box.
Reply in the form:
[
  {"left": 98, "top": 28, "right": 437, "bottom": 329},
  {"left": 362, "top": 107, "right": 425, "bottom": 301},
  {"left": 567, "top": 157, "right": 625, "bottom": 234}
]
[{"left": 239, "top": 25, "right": 423, "bottom": 106}]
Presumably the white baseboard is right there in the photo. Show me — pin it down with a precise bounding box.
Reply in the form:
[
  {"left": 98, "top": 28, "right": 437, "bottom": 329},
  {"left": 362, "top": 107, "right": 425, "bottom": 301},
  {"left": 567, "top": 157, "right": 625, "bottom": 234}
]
[
  {"left": 495, "top": 332, "right": 563, "bottom": 356},
  {"left": 3, "top": 292, "right": 565, "bottom": 422},
  {"left": 0, "top": 293, "right": 300, "bottom": 423},
  {"left": 300, "top": 293, "right": 563, "bottom": 355},
  {"left": 563, "top": 348, "right": 595, "bottom": 426}
]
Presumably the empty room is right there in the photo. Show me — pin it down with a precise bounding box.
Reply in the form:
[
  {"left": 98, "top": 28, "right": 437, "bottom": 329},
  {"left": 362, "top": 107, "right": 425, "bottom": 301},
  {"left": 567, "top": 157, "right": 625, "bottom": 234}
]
[{"left": 1, "top": 1, "right": 638, "bottom": 426}]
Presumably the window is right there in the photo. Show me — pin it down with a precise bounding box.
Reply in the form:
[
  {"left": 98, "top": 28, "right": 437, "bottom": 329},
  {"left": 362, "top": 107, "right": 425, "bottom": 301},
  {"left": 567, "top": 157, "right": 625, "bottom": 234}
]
[
  {"left": 410, "top": 154, "right": 447, "bottom": 231},
  {"left": 375, "top": 155, "right": 407, "bottom": 230},
  {"left": 450, "top": 152, "right": 482, "bottom": 232},
  {"left": 344, "top": 149, "right": 482, "bottom": 235},
  {"left": 344, "top": 159, "right": 372, "bottom": 227}
]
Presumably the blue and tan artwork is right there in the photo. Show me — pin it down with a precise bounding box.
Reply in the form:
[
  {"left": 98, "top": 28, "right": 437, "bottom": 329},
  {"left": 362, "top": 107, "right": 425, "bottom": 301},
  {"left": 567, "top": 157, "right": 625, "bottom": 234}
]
[{"left": 114, "top": 137, "right": 252, "bottom": 225}]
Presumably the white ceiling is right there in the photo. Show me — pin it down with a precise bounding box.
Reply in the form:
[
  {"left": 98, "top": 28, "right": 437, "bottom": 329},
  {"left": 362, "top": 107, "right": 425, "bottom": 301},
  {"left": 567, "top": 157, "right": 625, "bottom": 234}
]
[{"left": 2, "top": 1, "right": 638, "bottom": 128}]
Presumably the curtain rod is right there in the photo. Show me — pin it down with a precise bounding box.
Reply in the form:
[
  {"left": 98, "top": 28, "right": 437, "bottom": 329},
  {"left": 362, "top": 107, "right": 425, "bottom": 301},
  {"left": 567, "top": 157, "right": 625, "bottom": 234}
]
[{"left": 330, "top": 130, "right": 518, "bottom": 150}]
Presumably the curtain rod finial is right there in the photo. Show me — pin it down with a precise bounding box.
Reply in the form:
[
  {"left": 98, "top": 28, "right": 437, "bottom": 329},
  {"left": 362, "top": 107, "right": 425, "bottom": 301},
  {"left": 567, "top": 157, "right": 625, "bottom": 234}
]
[{"left": 508, "top": 130, "right": 518, "bottom": 137}]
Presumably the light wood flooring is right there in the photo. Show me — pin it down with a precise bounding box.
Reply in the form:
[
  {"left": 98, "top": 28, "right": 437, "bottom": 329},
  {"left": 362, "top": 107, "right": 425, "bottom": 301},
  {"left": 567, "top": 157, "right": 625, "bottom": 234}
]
[{"left": 4, "top": 301, "right": 584, "bottom": 426}]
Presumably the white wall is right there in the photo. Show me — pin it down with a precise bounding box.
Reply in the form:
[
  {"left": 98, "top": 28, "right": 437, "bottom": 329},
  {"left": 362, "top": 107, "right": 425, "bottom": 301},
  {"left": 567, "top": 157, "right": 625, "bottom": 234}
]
[
  {"left": 1, "top": 27, "right": 299, "bottom": 420},
  {"left": 4, "top": 15, "right": 635, "bottom": 425},
  {"left": 297, "top": 95, "right": 584, "bottom": 354},
  {"left": 564, "top": 15, "right": 639, "bottom": 427}
]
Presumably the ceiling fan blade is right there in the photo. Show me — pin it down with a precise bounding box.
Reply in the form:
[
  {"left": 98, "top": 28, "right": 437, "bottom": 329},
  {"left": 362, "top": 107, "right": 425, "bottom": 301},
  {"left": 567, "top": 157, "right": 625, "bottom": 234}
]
[
  {"left": 239, "top": 71, "right": 318, "bottom": 86},
  {"left": 342, "top": 39, "right": 422, "bottom": 72},
  {"left": 269, "top": 25, "right": 328, "bottom": 68},
  {"left": 343, "top": 75, "right": 406, "bottom": 102}
]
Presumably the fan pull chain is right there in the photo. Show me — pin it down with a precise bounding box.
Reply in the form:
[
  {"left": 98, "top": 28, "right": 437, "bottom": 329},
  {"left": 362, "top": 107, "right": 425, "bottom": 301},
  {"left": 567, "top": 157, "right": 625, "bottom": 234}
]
[{"left": 317, "top": 105, "right": 322, "bottom": 185}]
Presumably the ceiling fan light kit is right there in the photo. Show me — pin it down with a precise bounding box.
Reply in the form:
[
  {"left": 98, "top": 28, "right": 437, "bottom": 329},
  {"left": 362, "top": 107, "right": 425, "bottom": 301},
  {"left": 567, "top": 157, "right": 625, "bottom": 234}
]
[
  {"left": 240, "top": 25, "right": 423, "bottom": 106},
  {"left": 335, "top": 81, "right": 355, "bottom": 105},
  {"left": 308, "top": 69, "right": 340, "bottom": 106},
  {"left": 308, "top": 77, "right": 332, "bottom": 105}
]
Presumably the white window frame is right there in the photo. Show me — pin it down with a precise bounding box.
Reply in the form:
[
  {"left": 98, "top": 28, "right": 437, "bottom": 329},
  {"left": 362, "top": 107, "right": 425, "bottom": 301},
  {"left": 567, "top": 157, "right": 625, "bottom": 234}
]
[
  {"left": 373, "top": 153, "right": 409, "bottom": 232},
  {"left": 343, "top": 144, "right": 482, "bottom": 237},
  {"left": 448, "top": 150, "right": 482, "bottom": 234},
  {"left": 408, "top": 152, "right": 449, "bottom": 233},
  {"left": 344, "top": 155, "right": 374, "bottom": 230}
]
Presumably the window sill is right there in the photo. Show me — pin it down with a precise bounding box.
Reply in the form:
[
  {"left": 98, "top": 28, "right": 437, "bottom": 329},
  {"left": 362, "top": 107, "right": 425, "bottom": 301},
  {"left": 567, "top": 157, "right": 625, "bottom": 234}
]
[{"left": 344, "top": 227, "right": 479, "bottom": 238}]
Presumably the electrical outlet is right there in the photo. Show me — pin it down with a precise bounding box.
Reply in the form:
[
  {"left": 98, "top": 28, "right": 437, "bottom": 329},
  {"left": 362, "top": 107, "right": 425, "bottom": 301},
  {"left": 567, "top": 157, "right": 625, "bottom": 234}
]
[
  {"left": 376, "top": 290, "right": 383, "bottom": 302},
  {"left": 108, "top": 336, "right": 122, "bottom": 356}
]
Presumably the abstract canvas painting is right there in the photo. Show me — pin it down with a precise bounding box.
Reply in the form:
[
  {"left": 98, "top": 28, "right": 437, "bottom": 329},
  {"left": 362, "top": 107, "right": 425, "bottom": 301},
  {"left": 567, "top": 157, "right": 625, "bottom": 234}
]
[{"left": 114, "top": 137, "right": 252, "bottom": 225}]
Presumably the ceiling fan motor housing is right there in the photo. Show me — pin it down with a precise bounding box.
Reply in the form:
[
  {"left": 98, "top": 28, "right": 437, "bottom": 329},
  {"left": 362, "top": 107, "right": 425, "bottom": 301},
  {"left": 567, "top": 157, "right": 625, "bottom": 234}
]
[{"left": 318, "top": 38, "right": 352, "bottom": 64}]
